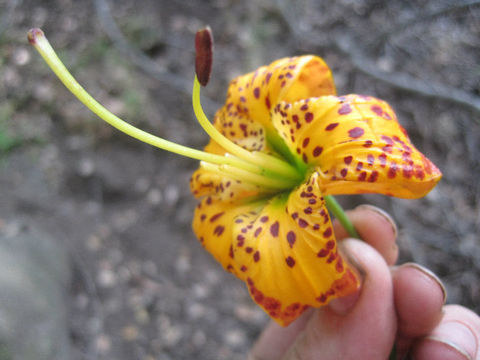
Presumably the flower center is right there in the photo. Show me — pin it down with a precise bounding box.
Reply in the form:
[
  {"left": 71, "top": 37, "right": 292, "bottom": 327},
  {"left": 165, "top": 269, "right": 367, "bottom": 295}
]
[{"left": 28, "top": 28, "right": 304, "bottom": 192}]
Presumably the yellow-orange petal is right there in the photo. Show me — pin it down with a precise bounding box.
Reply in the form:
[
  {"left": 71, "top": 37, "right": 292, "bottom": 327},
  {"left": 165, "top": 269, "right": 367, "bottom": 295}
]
[
  {"left": 190, "top": 167, "right": 264, "bottom": 201},
  {"left": 272, "top": 95, "right": 442, "bottom": 199},
  {"left": 231, "top": 172, "right": 360, "bottom": 326},
  {"left": 219, "top": 56, "right": 336, "bottom": 133},
  {"left": 192, "top": 195, "right": 266, "bottom": 276}
]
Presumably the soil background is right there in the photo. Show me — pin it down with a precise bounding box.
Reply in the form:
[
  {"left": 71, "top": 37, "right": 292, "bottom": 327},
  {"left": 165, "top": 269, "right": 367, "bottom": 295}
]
[{"left": 1, "top": 0, "right": 480, "bottom": 359}]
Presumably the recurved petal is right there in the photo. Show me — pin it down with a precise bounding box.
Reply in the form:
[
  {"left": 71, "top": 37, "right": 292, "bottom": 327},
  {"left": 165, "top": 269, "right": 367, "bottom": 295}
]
[
  {"left": 231, "top": 172, "right": 360, "bottom": 326},
  {"left": 272, "top": 94, "right": 442, "bottom": 199},
  {"left": 220, "top": 56, "right": 336, "bottom": 131},
  {"left": 192, "top": 196, "right": 266, "bottom": 276}
]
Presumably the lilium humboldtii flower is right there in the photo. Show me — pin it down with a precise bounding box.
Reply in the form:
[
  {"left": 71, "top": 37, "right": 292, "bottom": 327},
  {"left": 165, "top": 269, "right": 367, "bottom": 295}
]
[{"left": 28, "top": 27, "right": 441, "bottom": 326}]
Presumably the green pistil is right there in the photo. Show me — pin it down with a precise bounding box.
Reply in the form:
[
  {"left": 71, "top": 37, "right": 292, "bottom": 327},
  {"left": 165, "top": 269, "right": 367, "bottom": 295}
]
[{"left": 28, "top": 28, "right": 301, "bottom": 191}]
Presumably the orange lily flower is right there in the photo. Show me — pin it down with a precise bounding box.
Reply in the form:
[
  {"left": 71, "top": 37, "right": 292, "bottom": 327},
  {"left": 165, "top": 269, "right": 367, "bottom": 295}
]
[
  {"left": 190, "top": 55, "right": 441, "bottom": 326},
  {"left": 29, "top": 28, "right": 441, "bottom": 327}
]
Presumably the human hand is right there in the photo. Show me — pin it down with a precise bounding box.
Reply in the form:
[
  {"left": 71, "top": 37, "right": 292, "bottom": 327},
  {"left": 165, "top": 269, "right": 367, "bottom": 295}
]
[{"left": 250, "top": 205, "right": 480, "bottom": 360}]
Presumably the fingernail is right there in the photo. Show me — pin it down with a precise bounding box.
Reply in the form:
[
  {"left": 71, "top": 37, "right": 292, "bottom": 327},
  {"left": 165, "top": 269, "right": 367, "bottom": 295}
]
[
  {"left": 355, "top": 204, "right": 398, "bottom": 239},
  {"left": 400, "top": 263, "right": 447, "bottom": 304},
  {"left": 328, "top": 290, "right": 361, "bottom": 315},
  {"left": 426, "top": 320, "right": 478, "bottom": 360}
]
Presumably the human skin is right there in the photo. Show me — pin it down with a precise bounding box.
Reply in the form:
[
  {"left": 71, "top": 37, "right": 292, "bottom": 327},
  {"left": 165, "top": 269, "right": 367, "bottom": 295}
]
[{"left": 250, "top": 205, "right": 480, "bottom": 360}]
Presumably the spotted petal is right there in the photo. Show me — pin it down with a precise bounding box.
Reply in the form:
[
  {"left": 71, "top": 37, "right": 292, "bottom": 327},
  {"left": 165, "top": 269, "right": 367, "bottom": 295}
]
[
  {"left": 193, "top": 172, "right": 360, "bottom": 326},
  {"left": 192, "top": 195, "right": 265, "bottom": 276},
  {"left": 272, "top": 95, "right": 442, "bottom": 198},
  {"left": 209, "top": 56, "right": 336, "bottom": 152}
]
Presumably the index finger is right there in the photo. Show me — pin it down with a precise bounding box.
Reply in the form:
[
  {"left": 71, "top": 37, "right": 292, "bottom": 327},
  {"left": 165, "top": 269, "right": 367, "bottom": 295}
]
[{"left": 333, "top": 204, "right": 399, "bottom": 265}]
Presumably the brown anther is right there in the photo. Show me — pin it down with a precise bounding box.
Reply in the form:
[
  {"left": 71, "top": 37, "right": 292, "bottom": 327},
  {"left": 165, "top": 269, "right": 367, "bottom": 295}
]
[{"left": 195, "top": 26, "right": 213, "bottom": 87}]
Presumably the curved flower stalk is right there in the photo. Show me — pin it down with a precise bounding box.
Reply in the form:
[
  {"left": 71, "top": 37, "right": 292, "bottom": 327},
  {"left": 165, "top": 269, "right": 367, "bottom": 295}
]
[{"left": 28, "top": 27, "right": 441, "bottom": 327}]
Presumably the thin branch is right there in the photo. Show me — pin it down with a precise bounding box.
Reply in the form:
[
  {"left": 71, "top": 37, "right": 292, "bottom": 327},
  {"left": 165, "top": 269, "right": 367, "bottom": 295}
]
[{"left": 370, "top": 0, "right": 480, "bottom": 50}]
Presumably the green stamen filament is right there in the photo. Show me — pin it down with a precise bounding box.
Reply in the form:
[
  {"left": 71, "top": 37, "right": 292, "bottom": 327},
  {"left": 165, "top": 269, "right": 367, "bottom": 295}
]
[
  {"left": 200, "top": 161, "right": 294, "bottom": 190},
  {"left": 29, "top": 29, "right": 301, "bottom": 190},
  {"left": 193, "top": 77, "right": 301, "bottom": 181}
]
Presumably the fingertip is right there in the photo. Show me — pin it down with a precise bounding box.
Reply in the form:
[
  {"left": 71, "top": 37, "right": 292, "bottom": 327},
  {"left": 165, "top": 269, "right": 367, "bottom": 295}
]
[
  {"left": 333, "top": 204, "right": 399, "bottom": 265},
  {"left": 393, "top": 263, "right": 446, "bottom": 337},
  {"left": 412, "top": 317, "right": 478, "bottom": 360}
]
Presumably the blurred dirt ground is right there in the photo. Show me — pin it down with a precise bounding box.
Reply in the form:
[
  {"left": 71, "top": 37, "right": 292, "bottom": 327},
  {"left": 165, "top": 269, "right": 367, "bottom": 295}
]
[{"left": 1, "top": 0, "right": 480, "bottom": 359}]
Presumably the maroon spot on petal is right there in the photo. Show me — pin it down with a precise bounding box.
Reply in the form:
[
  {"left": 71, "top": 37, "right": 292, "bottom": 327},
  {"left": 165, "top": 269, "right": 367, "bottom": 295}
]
[
  {"left": 210, "top": 212, "right": 225, "bottom": 222},
  {"left": 302, "top": 137, "right": 310, "bottom": 148},
  {"left": 340, "top": 168, "right": 348, "bottom": 177},
  {"left": 403, "top": 164, "right": 413, "bottom": 178},
  {"left": 383, "top": 144, "right": 393, "bottom": 153},
  {"left": 304, "top": 207, "right": 312, "bottom": 214},
  {"left": 200, "top": 214, "right": 206, "bottom": 222},
  {"left": 245, "top": 247, "right": 253, "bottom": 254},
  {"left": 291, "top": 212, "right": 299, "bottom": 220},
  {"left": 253, "top": 251, "right": 260, "bottom": 262},
  {"left": 344, "top": 156, "right": 353, "bottom": 165},
  {"left": 240, "top": 265, "right": 247, "bottom": 272},
  {"left": 260, "top": 216, "right": 269, "bottom": 223},
  {"left": 254, "top": 227, "right": 263, "bottom": 237},
  {"left": 368, "top": 170, "right": 379, "bottom": 182},
  {"left": 363, "top": 140, "right": 373, "bottom": 148},
  {"left": 300, "top": 104, "right": 309, "bottom": 111},
  {"left": 326, "top": 240, "right": 335, "bottom": 249},
  {"left": 317, "top": 249, "right": 329, "bottom": 258},
  {"left": 327, "top": 253, "right": 337, "bottom": 264},
  {"left": 270, "top": 221, "right": 279, "bottom": 237},
  {"left": 287, "top": 231, "right": 296, "bottom": 247},
  {"left": 379, "top": 153, "right": 387, "bottom": 167},
  {"left": 286, "top": 256, "right": 296, "bottom": 268},
  {"left": 371, "top": 105, "right": 383, "bottom": 116},
  {"left": 356, "top": 162, "right": 363, "bottom": 171},
  {"left": 253, "top": 87, "right": 260, "bottom": 99},
  {"left": 313, "top": 146, "right": 323, "bottom": 157},
  {"left": 298, "top": 218, "right": 308, "bottom": 228},
  {"left": 336, "top": 258, "right": 344, "bottom": 273},
  {"left": 305, "top": 112, "right": 314, "bottom": 123},
  {"left": 367, "top": 154, "right": 375, "bottom": 166},
  {"left": 214, "top": 225, "right": 225, "bottom": 236},
  {"left": 229, "top": 245, "right": 234, "bottom": 258},
  {"left": 325, "top": 123, "right": 339, "bottom": 131},
  {"left": 317, "top": 294, "right": 327, "bottom": 303},
  {"left": 309, "top": 198, "right": 317, "bottom": 205},
  {"left": 302, "top": 153, "right": 308, "bottom": 163},
  {"left": 338, "top": 103, "right": 352, "bottom": 115},
  {"left": 358, "top": 172, "right": 367, "bottom": 181},
  {"left": 381, "top": 135, "right": 394, "bottom": 145},
  {"left": 323, "top": 228, "right": 332, "bottom": 238},
  {"left": 265, "top": 96, "right": 271, "bottom": 109},
  {"left": 415, "top": 167, "right": 425, "bottom": 180},
  {"left": 348, "top": 127, "right": 365, "bottom": 139},
  {"left": 266, "top": 72, "right": 272, "bottom": 83},
  {"left": 388, "top": 162, "right": 398, "bottom": 178}
]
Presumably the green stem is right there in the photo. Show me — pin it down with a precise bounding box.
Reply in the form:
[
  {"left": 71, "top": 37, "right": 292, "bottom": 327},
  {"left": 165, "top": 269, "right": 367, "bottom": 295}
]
[{"left": 324, "top": 195, "right": 359, "bottom": 238}]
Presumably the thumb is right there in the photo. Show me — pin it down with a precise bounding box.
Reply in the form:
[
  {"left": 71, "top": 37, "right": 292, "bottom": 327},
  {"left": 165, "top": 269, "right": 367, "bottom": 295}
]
[{"left": 282, "top": 239, "right": 397, "bottom": 360}]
